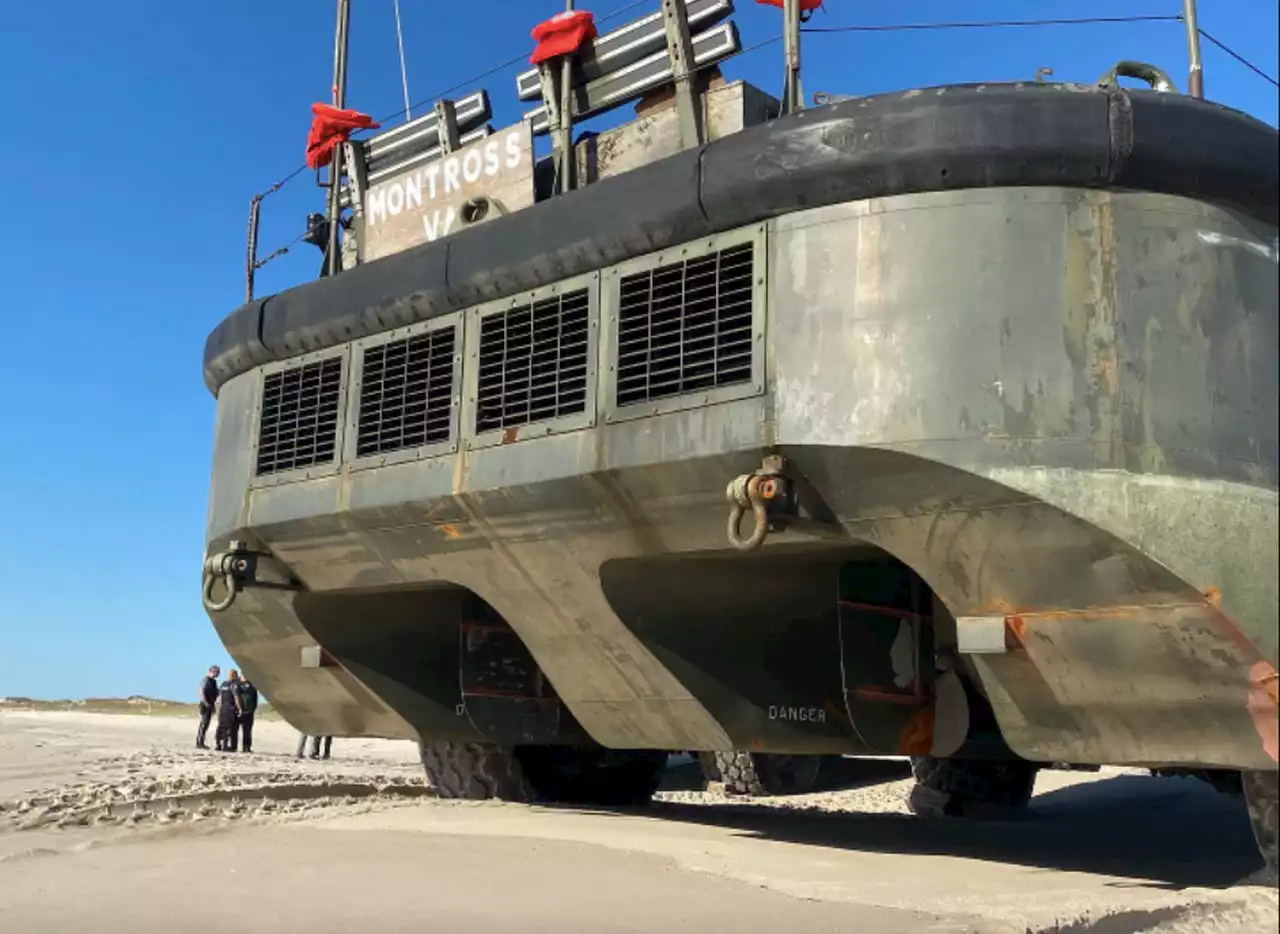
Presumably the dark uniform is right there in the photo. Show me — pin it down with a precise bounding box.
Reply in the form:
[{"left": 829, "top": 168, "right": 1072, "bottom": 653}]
[
  {"left": 238, "top": 679, "right": 259, "bottom": 753},
  {"left": 196, "top": 675, "right": 218, "bottom": 748},
  {"left": 215, "top": 679, "right": 240, "bottom": 752}
]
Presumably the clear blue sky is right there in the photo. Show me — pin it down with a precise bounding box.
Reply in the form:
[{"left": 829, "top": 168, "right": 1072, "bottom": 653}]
[{"left": 0, "top": 1, "right": 1275, "bottom": 702}]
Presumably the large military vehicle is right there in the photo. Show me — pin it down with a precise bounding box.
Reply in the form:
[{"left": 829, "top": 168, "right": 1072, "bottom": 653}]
[{"left": 201, "top": 1, "right": 1278, "bottom": 872}]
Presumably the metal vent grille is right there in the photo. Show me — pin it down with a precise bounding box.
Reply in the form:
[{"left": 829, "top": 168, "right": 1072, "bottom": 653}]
[
  {"left": 356, "top": 326, "right": 456, "bottom": 457},
  {"left": 255, "top": 356, "right": 343, "bottom": 476},
  {"left": 475, "top": 289, "right": 590, "bottom": 433},
  {"left": 615, "top": 242, "right": 755, "bottom": 407}
]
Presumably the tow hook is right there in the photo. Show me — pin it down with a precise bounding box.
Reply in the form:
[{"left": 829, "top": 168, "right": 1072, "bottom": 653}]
[
  {"left": 725, "top": 455, "right": 796, "bottom": 551},
  {"left": 202, "top": 540, "right": 253, "bottom": 613}
]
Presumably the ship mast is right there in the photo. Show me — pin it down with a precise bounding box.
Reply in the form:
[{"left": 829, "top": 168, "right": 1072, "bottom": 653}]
[
  {"left": 326, "top": 0, "right": 352, "bottom": 277},
  {"left": 780, "top": 0, "right": 803, "bottom": 114},
  {"left": 1182, "top": 0, "right": 1204, "bottom": 99}
]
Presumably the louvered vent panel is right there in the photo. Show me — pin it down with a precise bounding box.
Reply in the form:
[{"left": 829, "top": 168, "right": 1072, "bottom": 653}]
[
  {"left": 255, "top": 356, "right": 343, "bottom": 476},
  {"left": 615, "top": 242, "right": 755, "bottom": 407},
  {"left": 475, "top": 289, "right": 590, "bottom": 433},
  {"left": 356, "top": 326, "right": 456, "bottom": 457}
]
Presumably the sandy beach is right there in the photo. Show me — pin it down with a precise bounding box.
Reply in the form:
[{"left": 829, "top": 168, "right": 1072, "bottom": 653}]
[{"left": 0, "top": 709, "right": 1275, "bottom": 933}]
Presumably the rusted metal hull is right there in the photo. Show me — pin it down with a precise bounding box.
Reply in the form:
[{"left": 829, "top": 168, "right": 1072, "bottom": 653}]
[{"left": 205, "top": 186, "right": 1278, "bottom": 772}]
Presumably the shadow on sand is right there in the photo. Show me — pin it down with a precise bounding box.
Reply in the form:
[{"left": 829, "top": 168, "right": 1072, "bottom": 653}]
[{"left": 613, "top": 764, "right": 1262, "bottom": 892}]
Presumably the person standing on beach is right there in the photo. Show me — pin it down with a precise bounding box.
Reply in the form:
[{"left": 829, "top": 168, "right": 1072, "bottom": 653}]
[
  {"left": 296, "top": 733, "right": 333, "bottom": 760},
  {"left": 237, "top": 674, "right": 259, "bottom": 753},
  {"left": 215, "top": 670, "right": 242, "bottom": 752},
  {"left": 196, "top": 665, "right": 220, "bottom": 749}
]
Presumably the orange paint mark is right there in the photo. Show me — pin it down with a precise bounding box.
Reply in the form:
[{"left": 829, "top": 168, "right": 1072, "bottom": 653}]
[
  {"left": 1003, "top": 615, "right": 1028, "bottom": 651},
  {"left": 1204, "top": 587, "right": 1223, "bottom": 609},
  {"left": 1247, "top": 660, "right": 1280, "bottom": 763},
  {"left": 849, "top": 686, "right": 922, "bottom": 707},
  {"left": 438, "top": 523, "right": 461, "bottom": 540},
  {"left": 898, "top": 707, "right": 935, "bottom": 756}
]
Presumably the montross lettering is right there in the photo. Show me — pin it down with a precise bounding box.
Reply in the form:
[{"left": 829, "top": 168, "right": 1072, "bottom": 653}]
[{"left": 365, "top": 128, "right": 529, "bottom": 240}]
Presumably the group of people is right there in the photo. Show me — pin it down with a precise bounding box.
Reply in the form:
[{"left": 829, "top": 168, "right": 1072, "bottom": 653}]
[
  {"left": 197, "top": 665, "right": 259, "bottom": 752},
  {"left": 197, "top": 664, "right": 334, "bottom": 760}
]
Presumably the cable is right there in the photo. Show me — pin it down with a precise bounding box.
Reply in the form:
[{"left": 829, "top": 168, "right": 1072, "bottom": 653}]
[
  {"left": 1198, "top": 28, "right": 1279, "bottom": 89},
  {"left": 392, "top": 0, "right": 413, "bottom": 120},
  {"left": 377, "top": 0, "right": 654, "bottom": 125},
  {"left": 252, "top": 0, "right": 652, "bottom": 200},
  {"left": 800, "top": 14, "right": 1182, "bottom": 34}
]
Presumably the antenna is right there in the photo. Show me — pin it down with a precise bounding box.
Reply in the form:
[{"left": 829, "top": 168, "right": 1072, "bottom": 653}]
[{"left": 393, "top": 0, "right": 413, "bottom": 120}]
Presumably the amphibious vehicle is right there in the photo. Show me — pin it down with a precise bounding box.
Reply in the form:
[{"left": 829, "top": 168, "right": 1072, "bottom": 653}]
[{"left": 201, "top": 1, "right": 1279, "bottom": 871}]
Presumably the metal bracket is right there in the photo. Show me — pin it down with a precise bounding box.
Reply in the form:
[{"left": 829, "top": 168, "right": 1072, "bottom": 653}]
[
  {"left": 537, "top": 62, "right": 576, "bottom": 193},
  {"left": 301, "top": 645, "right": 340, "bottom": 669},
  {"left": 434, "top": 99, "right": 461, "bottom": 153},
  {"left": 955, "top": 616, "right": 1011, "bottom": 655},
  {"left": 661, "top": 0, "right": 705, "bottom": 150}
]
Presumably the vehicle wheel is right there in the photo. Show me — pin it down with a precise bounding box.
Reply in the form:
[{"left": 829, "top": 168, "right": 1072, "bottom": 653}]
[
  {"left": 1242, "top": 770, "right": 1278, "bottom": 879},
  {"left": 515, "top": 747, "right": 668, "bottom": 806},
  {"left": 419, "top": 736, "right": 535, "bottom": 798},
  {"left": 419, "top": 741, "right": 535, "bottom": 801},
  {"left": 701, "top": 751, "right": 824, "bottom": 797},
  {"left": 907, "top": 756, "right": 1037, "bottom": 817}
]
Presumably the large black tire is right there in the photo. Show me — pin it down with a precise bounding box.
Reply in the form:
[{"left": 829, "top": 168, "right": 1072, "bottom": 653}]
[
  {"left": 700, "top": 751, "right": 825, "bottom": 797},
  {"left": 1242, "top": 770, "right": 1278, "bottom": 880},
  {"left": 419, "top": 741, "right": 535, "bottom": 801},
  {"left": 419, "top": 741, "right": 666, "bottom": 807},
  {"left": 907, "top": 756, "right": 1037, "bottom": 817}
]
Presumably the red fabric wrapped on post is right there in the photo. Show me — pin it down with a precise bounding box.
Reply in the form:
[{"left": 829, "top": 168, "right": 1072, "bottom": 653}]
[
  {"left": 530, "top": 10, "right": 597, "bottom": 65},
  {"left": 305, "top": 102, "right": 381, "bottom": 170},
  {"left": 755, "top": 0, "right": 823, "bottom": 9}
]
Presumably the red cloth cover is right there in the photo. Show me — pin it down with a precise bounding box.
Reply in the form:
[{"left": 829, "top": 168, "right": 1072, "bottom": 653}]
[
  {"left": 756, "top": 0, "right": 823, "bottom": 9},
  {"left": 305, "top": 103, "right": 381, "bottom": 170},
  {"left": 530, "top": 10, "right": 597, "bottom": 65}
]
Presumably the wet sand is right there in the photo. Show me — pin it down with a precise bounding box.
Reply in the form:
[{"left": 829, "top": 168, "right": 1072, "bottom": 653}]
[{"left": 0, "top": 710, "right": 1274, "bottom": 933}]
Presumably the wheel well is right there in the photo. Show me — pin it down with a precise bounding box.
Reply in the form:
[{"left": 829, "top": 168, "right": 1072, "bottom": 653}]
[
  {"left": 294, "top": 582, "right": 591, "bottom": 746},
  {"left": 598, "top": 542, "right": 1015, "bottom": 759}
]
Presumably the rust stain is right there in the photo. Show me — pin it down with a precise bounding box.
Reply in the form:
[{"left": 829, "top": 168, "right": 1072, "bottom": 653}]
[
  {"left": 748, "top": 738, "right": 765, "bottom": 750},
  {"left": 985, "top": 598, "right": 1220, "bottom": 626},
  {"left": 897, "top": 707, "right": 935, "bottom": 756},
  {"left": 997, "top": 596, "right": 1264, "bottom": 662},
  {"left": 500, "top": 427, "right": 519, "bottom": 445},
  {"left": 973, "top": 598, "right": 1016, "bottom": 616},
  {"left": 438, "top": 523, "right": 461, "bottom": 540},
  {"left": 1247, "top": 660, "right": 1280, "bottom": 763},
  {"left": 1004, "top": 614, "right": 1028, "bottom": 651}
]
